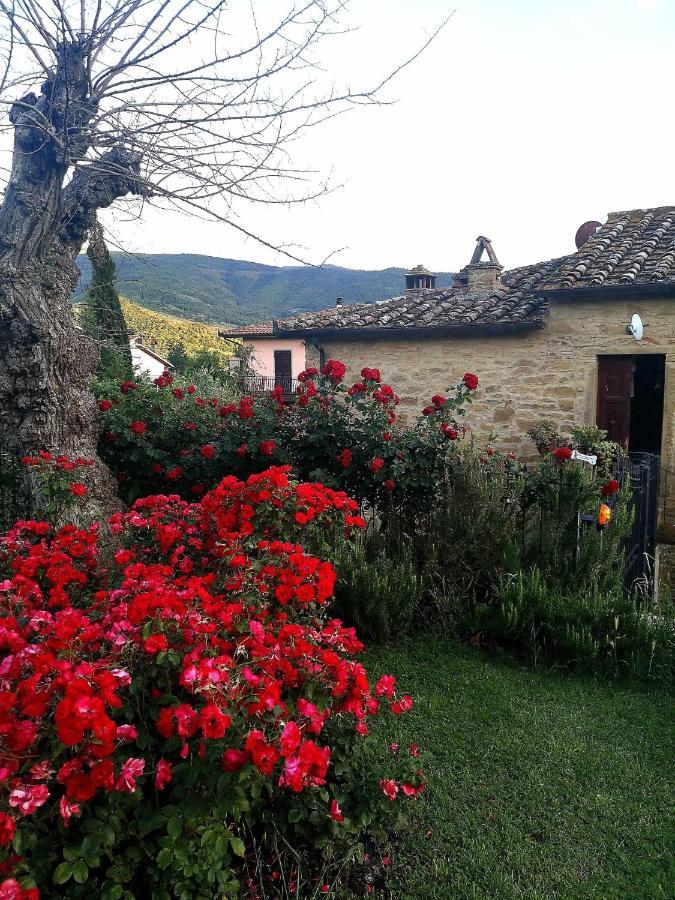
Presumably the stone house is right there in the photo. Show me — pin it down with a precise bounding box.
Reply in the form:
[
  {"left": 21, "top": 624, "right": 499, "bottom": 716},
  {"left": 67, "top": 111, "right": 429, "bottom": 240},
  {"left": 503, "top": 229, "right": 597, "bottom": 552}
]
[{"left": 274, "top": 207, "right": 675, "bottom": 589}]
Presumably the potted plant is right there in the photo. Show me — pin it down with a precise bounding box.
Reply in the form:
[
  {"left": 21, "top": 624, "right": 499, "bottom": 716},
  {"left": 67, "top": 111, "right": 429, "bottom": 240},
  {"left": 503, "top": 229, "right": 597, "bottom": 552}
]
[{"left": 527, "top": 422, "right": 563, "bottom": 456}]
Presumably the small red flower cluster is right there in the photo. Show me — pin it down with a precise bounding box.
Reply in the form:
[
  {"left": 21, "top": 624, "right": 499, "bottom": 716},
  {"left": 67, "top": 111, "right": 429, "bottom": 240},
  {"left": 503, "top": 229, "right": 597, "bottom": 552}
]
[
  {"left": 20, "top": 453, "right": 93, "bottom": 474},
  {"left": 601, "top": 478, "right": 620, "bottom": 497},
  {"left": 0, "top": 468, "right": 419, "bottom": 893}
]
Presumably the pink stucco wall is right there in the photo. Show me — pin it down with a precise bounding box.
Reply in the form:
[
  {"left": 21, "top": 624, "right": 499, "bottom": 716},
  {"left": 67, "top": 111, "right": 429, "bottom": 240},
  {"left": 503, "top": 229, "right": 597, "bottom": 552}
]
[{"left": 245, "top": 338, "right": 306, "bottom": 379}]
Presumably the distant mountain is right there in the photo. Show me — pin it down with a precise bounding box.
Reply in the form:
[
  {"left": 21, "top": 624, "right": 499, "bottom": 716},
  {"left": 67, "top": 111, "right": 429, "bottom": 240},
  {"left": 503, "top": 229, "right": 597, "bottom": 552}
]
[{"left": 74, "top": 253, "right": 454, "bottom": 325}]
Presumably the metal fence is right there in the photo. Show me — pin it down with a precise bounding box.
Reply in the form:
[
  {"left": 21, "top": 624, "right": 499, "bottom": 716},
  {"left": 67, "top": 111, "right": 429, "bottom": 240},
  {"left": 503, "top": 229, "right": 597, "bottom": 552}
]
[
  {"left": 243, "top": 375, "right": 299, "bottom": 396},
  {"left": 615, "top": 452, "right": 660, "bottom": 588}
]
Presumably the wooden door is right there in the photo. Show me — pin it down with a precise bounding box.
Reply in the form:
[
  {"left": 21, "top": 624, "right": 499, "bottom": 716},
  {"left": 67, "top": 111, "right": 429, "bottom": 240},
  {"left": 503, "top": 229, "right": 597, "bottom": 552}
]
[
  {"left": 597, "top": 356, "right": 633, "bottom": 450},
  {"left": 274, "top": 350, "right": 292, "bottom": 391}
]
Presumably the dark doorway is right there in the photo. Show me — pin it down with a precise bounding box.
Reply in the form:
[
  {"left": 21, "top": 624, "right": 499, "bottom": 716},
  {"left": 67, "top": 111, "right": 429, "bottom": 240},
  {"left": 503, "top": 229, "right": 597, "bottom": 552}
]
[
  {"left": 597, "top": 355, "right": 665, "bottom": 455},
  {"left": 630, "top": 355, "right": 665, "bottom": 454},
  {"left": 274, "top": 350, "right": 292, "bottom": 392}
]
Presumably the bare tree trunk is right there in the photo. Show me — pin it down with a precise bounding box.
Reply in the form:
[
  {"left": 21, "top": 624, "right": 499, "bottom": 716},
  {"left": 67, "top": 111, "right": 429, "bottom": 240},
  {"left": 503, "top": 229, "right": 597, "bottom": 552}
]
[{"left": 0, "top": 42, "right": 141, "bottom": 519}]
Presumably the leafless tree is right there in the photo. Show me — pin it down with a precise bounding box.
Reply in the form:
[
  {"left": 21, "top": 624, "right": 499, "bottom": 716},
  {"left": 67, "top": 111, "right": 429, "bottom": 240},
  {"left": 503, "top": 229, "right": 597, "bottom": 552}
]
[{"left": 0, "top": 0, "right": 447, "bottom": 514}]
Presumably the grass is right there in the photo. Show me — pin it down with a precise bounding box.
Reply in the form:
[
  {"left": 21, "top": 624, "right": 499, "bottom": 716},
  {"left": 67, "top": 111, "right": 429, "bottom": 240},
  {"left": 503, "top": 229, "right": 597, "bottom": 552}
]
[{"left": 365, "top": 639, "right": 674, "bottom": 899}]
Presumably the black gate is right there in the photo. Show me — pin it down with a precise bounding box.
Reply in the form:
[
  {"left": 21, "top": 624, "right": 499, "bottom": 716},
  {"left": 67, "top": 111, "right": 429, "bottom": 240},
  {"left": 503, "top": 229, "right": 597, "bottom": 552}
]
[{"left": 615, "top": 452, "right": 660, "bottom": 588}]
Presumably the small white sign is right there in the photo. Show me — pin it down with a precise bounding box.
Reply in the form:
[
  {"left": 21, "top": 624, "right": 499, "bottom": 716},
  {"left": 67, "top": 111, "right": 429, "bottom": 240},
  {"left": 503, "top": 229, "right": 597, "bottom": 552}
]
[{"left": 572, "top": 450, "right": 597, "bottom": 466}]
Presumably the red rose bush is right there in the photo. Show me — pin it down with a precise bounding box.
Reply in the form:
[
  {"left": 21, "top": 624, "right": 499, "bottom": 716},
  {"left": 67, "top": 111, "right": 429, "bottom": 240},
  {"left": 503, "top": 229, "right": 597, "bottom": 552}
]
[
  {"left": 96, "top": 363, "right": 480, "bottom": 516},
  {"left": 0, "top": 468, "right": 421, "bottom": 896}
]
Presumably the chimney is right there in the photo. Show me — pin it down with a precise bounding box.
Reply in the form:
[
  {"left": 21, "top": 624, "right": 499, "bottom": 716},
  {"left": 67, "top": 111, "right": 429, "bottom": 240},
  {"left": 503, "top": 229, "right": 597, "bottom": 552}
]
[
  {"left": 335, "top": 297, "right": 343, "bottom": 308},
  {"left": 404, "top": 264, "right": 436, "bottom": 294},
  {"left": 464, "top": 236, "right": 502, "bottom": 293}
]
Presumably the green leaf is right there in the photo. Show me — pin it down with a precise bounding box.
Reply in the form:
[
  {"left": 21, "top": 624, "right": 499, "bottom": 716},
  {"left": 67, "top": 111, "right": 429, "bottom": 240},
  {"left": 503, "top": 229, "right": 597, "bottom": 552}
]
[
  {"left": 54, "top": 862, "right": 73, "bottom": 885},
  {"left": 72, "top": 860, "right": 89, "bottom": 884},
  {"left": 167, "top": 817, "right": 183, "bottom": 840},
  {"left": 81, "top": 835, "right": 100, "bottom": 856},
  {"left": 288, "top": 808, "right": 302, "bottom": 823},
  {"left": 157, "top": 848, "right": 173, "bottom": 870},
  {"left": 140, "top": 814, "right": 167, "bottom": 837},
  {"left": 229, "top": 836, "right": 246, "bottom": 858}
]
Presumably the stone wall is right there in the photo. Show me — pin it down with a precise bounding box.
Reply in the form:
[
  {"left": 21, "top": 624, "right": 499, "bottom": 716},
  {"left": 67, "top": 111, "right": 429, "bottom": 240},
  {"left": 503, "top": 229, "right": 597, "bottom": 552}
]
[{"left": 306, "top": 295, "right": 675, "bottom": 543}]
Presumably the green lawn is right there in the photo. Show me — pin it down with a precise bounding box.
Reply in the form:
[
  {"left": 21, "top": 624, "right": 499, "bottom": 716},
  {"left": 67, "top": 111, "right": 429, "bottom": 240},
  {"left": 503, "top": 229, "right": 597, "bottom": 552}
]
[{"left": 365, "top": 639, "right": 674, "bottom": 899}]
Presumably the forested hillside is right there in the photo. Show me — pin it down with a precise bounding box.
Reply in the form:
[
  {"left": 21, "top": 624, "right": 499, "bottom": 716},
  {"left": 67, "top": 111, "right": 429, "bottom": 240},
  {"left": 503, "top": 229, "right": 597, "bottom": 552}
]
[
  {"left": 75, "top": 253, "right": 454, "bottom": 325},
  {"left": 120, "top": 298, "right": 232, "bottom": 363}
]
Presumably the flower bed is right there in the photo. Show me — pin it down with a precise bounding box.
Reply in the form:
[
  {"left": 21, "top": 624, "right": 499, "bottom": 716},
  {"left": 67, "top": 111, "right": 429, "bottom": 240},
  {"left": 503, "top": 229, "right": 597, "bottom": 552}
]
[{"left": 0, "top": 468, "right": 421, "bottom": 897}]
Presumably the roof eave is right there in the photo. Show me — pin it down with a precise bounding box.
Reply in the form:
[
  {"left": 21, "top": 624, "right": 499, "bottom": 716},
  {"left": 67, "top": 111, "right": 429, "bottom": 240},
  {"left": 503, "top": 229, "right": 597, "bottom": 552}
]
[
  {"left": 540, "top": 281, "right": 675, "bottom": 301},
  {"left": 218, "top": 330, "right": 273, "bottom": 340},
  {"left": 274, "top": 321, "right": 545, "bottom": 340}
]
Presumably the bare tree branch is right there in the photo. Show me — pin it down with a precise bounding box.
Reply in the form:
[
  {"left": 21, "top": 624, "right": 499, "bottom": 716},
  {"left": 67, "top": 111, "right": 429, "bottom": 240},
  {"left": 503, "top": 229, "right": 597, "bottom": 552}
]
[{"left": 0, "top": 0, "right": 450, "bottom": 261}]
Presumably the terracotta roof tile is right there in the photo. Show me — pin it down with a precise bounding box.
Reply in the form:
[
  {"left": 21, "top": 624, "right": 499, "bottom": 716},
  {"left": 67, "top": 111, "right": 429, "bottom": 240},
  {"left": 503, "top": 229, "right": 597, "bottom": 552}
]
[
  {"left": 276, "top": 258, "right": 565, "bottom": 333},
  {"left": 275, "top": 206, "right": 675, "bottom": 335},
  {"left": 541, "top": 207, "right": 675, "bottom": 289},
  {"left": 219, "top": 322, "right": 274, "bottom": 337}
]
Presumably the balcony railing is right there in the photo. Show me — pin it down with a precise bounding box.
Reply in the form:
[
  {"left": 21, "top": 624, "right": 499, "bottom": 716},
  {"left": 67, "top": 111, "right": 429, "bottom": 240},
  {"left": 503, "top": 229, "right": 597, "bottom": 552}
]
[{"left": 243, "top": 375, "right": 299, "bottom": 396}]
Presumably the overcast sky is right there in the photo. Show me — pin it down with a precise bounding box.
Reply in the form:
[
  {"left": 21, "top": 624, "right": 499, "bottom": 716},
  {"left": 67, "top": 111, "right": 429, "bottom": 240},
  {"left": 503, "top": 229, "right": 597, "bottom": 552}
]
[{"left": 101, "top": 0, "right": 674, "bottom": 274}]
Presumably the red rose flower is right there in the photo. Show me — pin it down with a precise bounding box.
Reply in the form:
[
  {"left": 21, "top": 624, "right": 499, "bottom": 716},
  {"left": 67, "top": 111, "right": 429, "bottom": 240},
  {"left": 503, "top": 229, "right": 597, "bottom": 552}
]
[
  {"left": 391, "top": 695, "right": 413, "bottom": 714},
  {"left": 601, "top": 478, "right": 620, "bottom": 497},
  {"left": 298, "top": 367, "right": 318, "bottom": 382},
  {"left": 337, "top": 448, "right": 352, "bottom": 468},
  {"left": 130, "top": 420, "right": 146, "bottom": 436},
  {"left": 120, "top": 380, "right": 137, "bottom": 394},
  {"left": 199, "top": 704, "right": 231, "bottom": 739},
  {"left": 329, "top": 798, "right": 344, "bottom": 823},
  {"left": 143, "top": 634, "right": 168, "bottom": 654},
  {"left": 259, "top": 440, "right": 276, "bottom": 457},
  {"left": 369, "top": 457, "right": 384, "bottom": 473},
  {"left": 200, "top": 444, "right": 216, "bottom": 459},
  {"left": 441, "top": 424, "right": 459, "bottom": 440},
  {"left": 379, "top": 778, "right": 399, "bottom": 801},
  {"left": 246, "top": 733, "right": 279, "bottom": 776},
  {"left": 67, "top": 482, "right": 87, "bottom": 497},
  {"left": 166, "top": 466, "right": 183, "bottom": 480},
  {"left": 462, "top": 372, "right": 479, "bottom": 391},
  {"left": 360, "top": 367, "right": 381, "bottom": 383},
  {"left": 0, "top": 813, "right": 15, "bottom": 847},
  {"left": 222, "top": 748, "right": 249, "bottom": 772},
  {"left": 553, "top": 446, "right": 572, "bottom": 461},
  {"left": 322, "top": 359, "right": 347, "bottom": 383},
  {"left": 155, "top": 759, "right": 172, "bottom": 790},
  {"left": 384, "top": 479, "right": 395, "bottom": 492},
  {"left": 375, "top": 675, "right": 396, "bottom": 697},
  {"left": 98, "top": 399, "right": 112, "bottom": 411},
  {"left": 431, "top": 394, "right": 446, "bottom": 407}
]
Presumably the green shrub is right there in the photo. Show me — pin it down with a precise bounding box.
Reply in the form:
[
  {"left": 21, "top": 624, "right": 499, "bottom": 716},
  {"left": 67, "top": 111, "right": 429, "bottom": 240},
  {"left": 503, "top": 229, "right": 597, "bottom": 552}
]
[
  {"left": 476, "top": 568, "right": 673, "bottom": 680},
  {"left": 330, "top": 531, "right": 422, "bottom": 644}
]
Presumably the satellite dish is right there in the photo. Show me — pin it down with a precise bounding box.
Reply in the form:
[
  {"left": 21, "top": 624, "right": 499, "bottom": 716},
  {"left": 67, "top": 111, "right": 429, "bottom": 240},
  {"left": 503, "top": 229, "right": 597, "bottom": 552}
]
[
  {"left": 626, "top": 313, "right": 643, "bottom": 341},
  {"left": 574, "top": 221, "right": 602, "bottom": 249}
]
